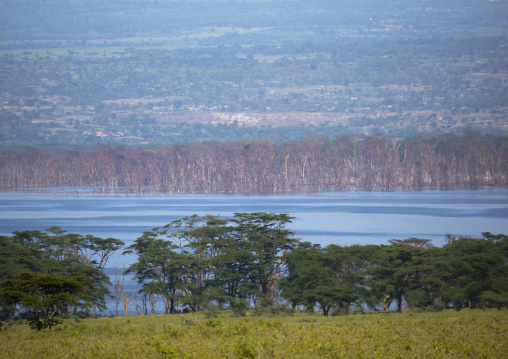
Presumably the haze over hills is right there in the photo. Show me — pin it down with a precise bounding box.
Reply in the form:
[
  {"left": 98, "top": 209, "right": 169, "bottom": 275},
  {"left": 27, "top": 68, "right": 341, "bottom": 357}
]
[{"left": 0, "top": 0, "right": 507, "bottom": 148}]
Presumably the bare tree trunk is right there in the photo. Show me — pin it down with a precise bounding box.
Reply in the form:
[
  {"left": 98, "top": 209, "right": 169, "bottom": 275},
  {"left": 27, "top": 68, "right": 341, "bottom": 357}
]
[
  {"left": 150, "top": 293, "right": 157, "bottom": 315},
  {"left": 135, "top": 283, "right": 139, "bottom": 316},
  {"left": 142, "top": 295, "right": 148, "bottom": 315},
  {"left": 115, "top": 267, "right": 129, "bottom": 316},
  {"left": 114, "top": 269, "right": 121, "bottom": 316},
  {"left": 383, "top": 294, "right": 391, "bottom": 312},
  {"left": 121, "top": 288, "right": 130, "bottom": 316}
]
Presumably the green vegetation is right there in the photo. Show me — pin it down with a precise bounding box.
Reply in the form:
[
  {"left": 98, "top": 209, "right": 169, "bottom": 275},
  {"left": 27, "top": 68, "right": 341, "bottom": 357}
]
[
  {"left": 123, "top": 213, "right": 298, "bottom": 313},
  {"left": 0, "top": 272, "right": 89, "bottom": 331},
  {"left": 122, "top": 214, "right": 508, "bottom": 315},
  {"left": 1, "top": 310, "right": 507, "bottom": 358},
  {"left": 0, "top": 214, "right": 507, "bottom": 358},
  {"left": 1, "top": 1, "right": 507, "bottom": 149},
  {"left": 0, "top": 228, "right": 124, "bottom": 324},
  {"left": 4, "top": 214, "right": 506, "bottom": 330}
]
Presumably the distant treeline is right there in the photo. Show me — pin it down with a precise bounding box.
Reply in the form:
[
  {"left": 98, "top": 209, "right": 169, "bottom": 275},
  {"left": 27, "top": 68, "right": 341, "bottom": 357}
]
[{"left": 1, "top": 133, "right": 507, "bottom": 193}]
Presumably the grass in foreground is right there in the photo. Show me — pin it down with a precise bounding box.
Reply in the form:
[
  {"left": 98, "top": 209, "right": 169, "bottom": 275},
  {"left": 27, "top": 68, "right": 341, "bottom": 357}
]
[{"left": 1, "top": 309, "right": 507, "bottom": 358}]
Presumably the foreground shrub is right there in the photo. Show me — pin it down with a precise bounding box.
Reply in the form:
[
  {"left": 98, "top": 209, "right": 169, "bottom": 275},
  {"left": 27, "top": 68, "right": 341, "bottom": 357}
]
[
  {"left": 251, "top": 304, "right": 295, "bottom": 317},
  {"left": 229, "top": 298, "right": 249, "bottom": 317}
]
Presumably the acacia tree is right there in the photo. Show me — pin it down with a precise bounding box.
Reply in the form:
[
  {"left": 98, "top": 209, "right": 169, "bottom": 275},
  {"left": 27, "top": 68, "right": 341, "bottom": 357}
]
[
  {"left": 280, "top": 243, "right": 373, "bottom": 316},
  {"left": 0, "top": 272, "right": 89, "bottom": 330},
  {"left": 280, "top": 243, "right": 333, "bottom": 315},
  {"left": 123, "top": 229, "right": 183, "bottom": 314},
  {"left": 208, "top": 230, "right": 252, "bottom": 305},
  {"left": 440, "top": 233, "right": 508, "bottom": 309},
  {"left": 323, "top": 244, "right": 377, "bottom": 313},
  {"left": 124, "top": 213, "right": 298, "bottom": 312},
  {"left": 0, "top": 236, "right": 40, "bottom": 281},
  {"left": 367, "top": 243, "right": 432, "bottom": 312},
  {"left": 0, "top": 236, "right": 42, "bottom": 320},
  {"left": 78, "top": 235, "right": 125, "bottom": 271},
  {"left": 7, "top": 228, "right": 123, "bottom": 314},
  {"left": 124, "top": 216, "right": 226, "bottom": 313},
  {"left": 185, "top": 217, "right": 236, "bottom": 309},
  {"left": 231, "top": 212, "right": 298, "bottom": 306},
  {"left": 168, "top": 215, "right": 225, "bottom": 311}
]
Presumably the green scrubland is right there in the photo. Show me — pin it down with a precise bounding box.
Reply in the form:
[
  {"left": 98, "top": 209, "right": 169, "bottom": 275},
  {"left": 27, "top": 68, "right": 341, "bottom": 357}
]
[{"left": 1, "top": 309, "right": 507, "bottom": 358}]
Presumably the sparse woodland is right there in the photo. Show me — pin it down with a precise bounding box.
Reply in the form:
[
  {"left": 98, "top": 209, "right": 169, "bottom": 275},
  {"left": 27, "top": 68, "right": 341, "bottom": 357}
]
[{"left": 1, "top": 133, "right": 507, "bottom": 194}]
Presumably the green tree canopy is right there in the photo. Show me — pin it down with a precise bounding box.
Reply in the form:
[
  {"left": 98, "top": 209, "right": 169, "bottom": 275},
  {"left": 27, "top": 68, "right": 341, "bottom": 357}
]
[
  {"left": 1, "top": 227, "right": 123, "bottom": 316},
  {"left": 0, "top": 272, "right": 89, "bottom": 330}
]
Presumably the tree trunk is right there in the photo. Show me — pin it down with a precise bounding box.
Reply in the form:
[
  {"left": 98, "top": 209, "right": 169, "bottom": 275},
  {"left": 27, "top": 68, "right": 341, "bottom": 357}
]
[
  {"left": 396, "top": 294, "right": 403, "bottom": 313},
  {"left": 383, "top": 293, "right": 391, "bottom": 312},
  {"left": 121, "top": 287, "right": 130, "bottom": 316},
  {"left": 323, "top": 306, "right": 330, "bottom": 316}
]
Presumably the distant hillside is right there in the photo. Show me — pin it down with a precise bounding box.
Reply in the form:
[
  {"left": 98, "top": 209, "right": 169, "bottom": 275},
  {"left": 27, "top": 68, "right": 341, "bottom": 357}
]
[{"left": 1, "top": 1, "right": 507, "bottom": 148}]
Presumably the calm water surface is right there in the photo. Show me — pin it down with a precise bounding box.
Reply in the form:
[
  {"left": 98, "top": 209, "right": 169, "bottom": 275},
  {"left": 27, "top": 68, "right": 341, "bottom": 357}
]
[
  {"left": 1, "top": 189, "right": 507, "bottom": 268},
  {"left": 2, "top": 189, "right": 507, "bottom": 314}
]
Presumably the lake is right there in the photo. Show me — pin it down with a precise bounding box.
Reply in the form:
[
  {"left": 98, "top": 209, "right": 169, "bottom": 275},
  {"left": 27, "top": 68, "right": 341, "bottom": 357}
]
[
  {"left": 2, "top": 188, "right": 508, "bottom": 314},
  {"left": 1, "top": 188, "right": 507, "bottom": 269}
]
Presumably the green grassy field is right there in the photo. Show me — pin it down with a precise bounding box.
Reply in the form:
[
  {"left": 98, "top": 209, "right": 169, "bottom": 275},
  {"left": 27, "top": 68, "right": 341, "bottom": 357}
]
[{"left": 1, "top": 309, "right": 507, "bottom": 358}]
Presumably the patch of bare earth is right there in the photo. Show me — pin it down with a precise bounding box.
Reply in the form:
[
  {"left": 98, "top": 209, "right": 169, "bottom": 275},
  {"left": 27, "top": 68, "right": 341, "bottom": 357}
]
[{"left": 155, "top": 112, "right": 365, "bottom": 127}]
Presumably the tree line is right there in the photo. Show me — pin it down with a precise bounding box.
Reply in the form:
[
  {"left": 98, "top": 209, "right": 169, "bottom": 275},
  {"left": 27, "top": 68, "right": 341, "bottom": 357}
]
[
  {"left": 122, "top": 213, "right": 508, "bottom": 316},
  {"left": 1, "top": 213, "right": 507, "bottom": 331},
  {"left": 1, "top": 133, "right": 507, "bottom": 193}
]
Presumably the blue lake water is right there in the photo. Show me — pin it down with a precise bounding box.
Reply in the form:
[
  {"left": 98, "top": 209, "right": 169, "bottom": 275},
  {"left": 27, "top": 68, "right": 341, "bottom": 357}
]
[
  {"left": 2, "top": 188, "right": 508, "bottom": 314},
  {"left": 1, "top": 189, "right": 508, "bottom": 269}
]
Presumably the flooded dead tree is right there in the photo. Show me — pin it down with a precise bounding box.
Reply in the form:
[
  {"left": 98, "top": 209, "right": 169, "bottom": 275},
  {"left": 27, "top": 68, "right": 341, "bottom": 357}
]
[{"left": 1, "top": 134, "right": 507, "bottom": 194}]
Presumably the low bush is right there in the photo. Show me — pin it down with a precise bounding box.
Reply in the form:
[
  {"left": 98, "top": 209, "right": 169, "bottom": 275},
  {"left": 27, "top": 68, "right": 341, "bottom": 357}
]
[{"left": 251, "top": 304, "right": 294, "bottom": 317}]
